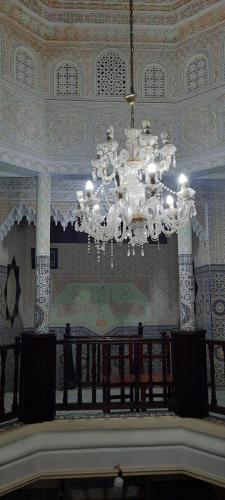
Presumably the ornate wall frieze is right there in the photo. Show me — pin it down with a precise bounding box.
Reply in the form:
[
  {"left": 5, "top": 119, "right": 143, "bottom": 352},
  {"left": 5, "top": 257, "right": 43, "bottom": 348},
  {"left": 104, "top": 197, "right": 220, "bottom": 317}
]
[{"left": 1, "top": 1, "right": 225, "bottom": 44}]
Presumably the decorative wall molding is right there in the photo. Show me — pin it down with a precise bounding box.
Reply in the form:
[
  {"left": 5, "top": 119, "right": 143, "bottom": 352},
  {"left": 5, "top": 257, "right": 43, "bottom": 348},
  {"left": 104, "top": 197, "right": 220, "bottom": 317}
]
[
  {"left": 0, "top": 204, "right": 78, "bottom": 240},
  {"left": 1, "top": 0, "right": 225, "bottom": 45},
  {"left": 0, "top": 205, "right": 36, "bottom": 241}
]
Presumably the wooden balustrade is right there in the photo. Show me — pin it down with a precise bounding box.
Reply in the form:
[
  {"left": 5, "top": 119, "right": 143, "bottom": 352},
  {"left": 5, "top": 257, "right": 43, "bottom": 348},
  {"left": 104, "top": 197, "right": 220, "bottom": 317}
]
[
  {"left": 56, "top": 334, "right": 174, "bottom": 412},
  {"left": 0, "top": 330, "right": 224, "bottom": 423}
]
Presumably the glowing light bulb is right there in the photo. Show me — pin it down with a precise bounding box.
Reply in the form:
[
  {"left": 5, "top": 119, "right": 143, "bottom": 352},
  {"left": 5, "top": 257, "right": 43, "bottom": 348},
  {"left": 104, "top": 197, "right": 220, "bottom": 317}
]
[
  {"left": 93, "top": 203, "right": 99, "bottom": 211},
  {"left": 85, "top": 180, "right": 94, "bottom": 191},
  {"left": 178, "top": 173, "right": 188, "bottom": 185},
  {"left": 147, "top": 162, "right": 156, "bottom": 174},
  {"left": 167, "top": 195, "right": 174, "bottom": 207}
]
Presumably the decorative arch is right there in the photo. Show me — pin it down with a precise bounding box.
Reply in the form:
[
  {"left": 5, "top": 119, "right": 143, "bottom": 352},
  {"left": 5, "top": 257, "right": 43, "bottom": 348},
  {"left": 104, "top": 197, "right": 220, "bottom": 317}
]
[
  {"left": 95, "top": 49, "right": 127, "bottom": 96},
  {"left": 54, "top": 60, "right": 81, "bottom": 97},
  {"left": 51, "top": 207, "right": 75, "bottom": 229},
  {"left": 0, "top": 205, "right": 77, "bottom": 241},
  {"left": 143, "top": 64, "right": 166, "bottom": 98},
  {"left": 0, "top": 205, "right": 36, "bottom": 241},
  {"left": 185, "top": 53, "right": 209, "bottom": 94},
  {"left": 14, "top": 46, "right": 36, "bottom": 90}
]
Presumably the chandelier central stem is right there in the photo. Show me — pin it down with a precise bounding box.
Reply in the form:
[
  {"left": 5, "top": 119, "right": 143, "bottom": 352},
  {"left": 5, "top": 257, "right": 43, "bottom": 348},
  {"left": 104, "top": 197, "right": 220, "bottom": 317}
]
[
  {"left": 129, "top": 0, "right": 134, "bottom": 97},
  {"left": 129, "top": 0, "right": 135, "bottom": 128},
  {"left": 124, "top": 0, "right": 136, "bottom": 128}
]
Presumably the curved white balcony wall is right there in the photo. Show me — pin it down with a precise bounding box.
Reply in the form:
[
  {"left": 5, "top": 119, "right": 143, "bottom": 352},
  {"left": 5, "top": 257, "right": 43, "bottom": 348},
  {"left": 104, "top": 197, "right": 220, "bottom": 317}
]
[{"left": 0, "top": 417, "right": 225, "bottom": 496}]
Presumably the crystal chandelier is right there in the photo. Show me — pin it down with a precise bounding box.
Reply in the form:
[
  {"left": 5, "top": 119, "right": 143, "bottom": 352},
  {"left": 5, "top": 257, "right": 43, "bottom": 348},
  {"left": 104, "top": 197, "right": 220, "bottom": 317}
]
[{"left": 75, "top": 0, "right": 196, "bottom": 266}]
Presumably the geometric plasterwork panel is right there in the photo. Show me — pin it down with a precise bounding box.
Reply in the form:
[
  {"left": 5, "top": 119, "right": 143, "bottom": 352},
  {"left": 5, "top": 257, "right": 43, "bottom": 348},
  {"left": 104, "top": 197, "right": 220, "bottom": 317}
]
[
  {"left": 144, "top": 65, "right": 165, "bottom": 98},
  {"left": 55, "top": 62, "right": 80, "bottom": 96},
  {"left": 48, "top": 111, "right": 87, "bottom": 151},
  {"left": 14, "top": 47, "right": 36, "bottom": 90},
  {"left": 0, "top": 94, "right": 44, "bottom": 150},
  {"left": 96, "top": 50, "right": 127, "bottom": 97},
  {"left": 182, "top": 108, "right": 217, "bottom": 147},
  {"left": 186, "top": 54, "right": 209, "bottom": 93}
]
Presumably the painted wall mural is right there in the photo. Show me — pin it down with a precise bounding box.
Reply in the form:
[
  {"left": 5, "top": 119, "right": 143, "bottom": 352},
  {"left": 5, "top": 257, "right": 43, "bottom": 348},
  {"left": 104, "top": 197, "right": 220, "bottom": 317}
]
[{"left": 51, "top": 280, "right": 150, "bottom": 334}]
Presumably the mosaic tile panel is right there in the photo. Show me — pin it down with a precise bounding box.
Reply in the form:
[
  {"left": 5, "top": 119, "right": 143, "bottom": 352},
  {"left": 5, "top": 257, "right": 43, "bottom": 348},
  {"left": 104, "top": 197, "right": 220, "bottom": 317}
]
[
  {"left": 178, "top": 254, "right": 195, "bottom": 331},
  {"left": 195, "top": 265, "right": 225, "bottom": 339},
  {"left": 195, "top": 264, "right": 225, "bottom": 384},
  {"left": 34, "top": 255, "right": 50, "bottom": 334}
]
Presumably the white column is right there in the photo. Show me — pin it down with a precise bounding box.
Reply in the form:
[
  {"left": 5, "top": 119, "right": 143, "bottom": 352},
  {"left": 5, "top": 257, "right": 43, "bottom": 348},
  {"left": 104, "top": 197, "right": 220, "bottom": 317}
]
[
  {"left": 178, "top": 218, "right": 196, "bottom": 331},
  {"left": 34, "top": 175, "right": 51, "bottom": 334}
]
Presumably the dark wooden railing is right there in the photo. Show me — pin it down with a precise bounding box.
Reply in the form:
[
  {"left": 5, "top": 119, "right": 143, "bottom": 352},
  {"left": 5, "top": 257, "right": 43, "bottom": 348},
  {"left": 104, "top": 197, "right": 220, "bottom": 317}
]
[
  {"left": 0, "top": 331, "right": 224, "bottom": 423},
  {"left": 0, "top": 337, "right": 21, "bottom": 422},
  {"left": 56, "top": 334, "right": 174, "bottom": 412}
]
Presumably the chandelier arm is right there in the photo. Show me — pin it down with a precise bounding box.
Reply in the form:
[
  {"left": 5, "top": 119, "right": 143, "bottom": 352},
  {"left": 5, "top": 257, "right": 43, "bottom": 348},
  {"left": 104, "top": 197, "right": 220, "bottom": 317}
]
[
  {"left": 83, "top": 222, "right": 113, "bottom": 243},
  {"left": 157, "top": 203, "right": 193, "bottom": 229}
]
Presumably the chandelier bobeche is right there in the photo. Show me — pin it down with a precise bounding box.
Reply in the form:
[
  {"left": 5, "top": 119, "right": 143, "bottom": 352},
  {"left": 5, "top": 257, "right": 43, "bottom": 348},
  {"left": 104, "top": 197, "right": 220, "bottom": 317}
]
[{"left": 75, "top": 0, "right": 196, "bottom": 265}]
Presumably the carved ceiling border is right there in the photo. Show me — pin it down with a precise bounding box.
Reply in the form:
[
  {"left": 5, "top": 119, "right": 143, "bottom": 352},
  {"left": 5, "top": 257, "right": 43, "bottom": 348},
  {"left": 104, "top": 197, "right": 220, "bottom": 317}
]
[{"left": 1, "top": 1, "right": 225, "bottom": 44}]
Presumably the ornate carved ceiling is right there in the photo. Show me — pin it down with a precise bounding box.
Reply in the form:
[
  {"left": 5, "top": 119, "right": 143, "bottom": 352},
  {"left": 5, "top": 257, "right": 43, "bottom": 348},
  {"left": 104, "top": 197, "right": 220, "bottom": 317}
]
[
  {"left": 37, "top": 0, "right": 197, "bottom": 12},
  {"left": 29, "top": 0, "right": 220, "bottom": 13},
  {"left": 0, "top": 0, "right": 224, "bottom": 44}
]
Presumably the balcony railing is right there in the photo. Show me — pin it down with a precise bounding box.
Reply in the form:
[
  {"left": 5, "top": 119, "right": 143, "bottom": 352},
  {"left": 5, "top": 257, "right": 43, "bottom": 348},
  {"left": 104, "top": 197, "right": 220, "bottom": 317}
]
[
  {"left": 0, "top": 329, "right": 224, "bottom": 423},
  {"left": 56, "top": 334, "right": 173, "bottom": 412}
]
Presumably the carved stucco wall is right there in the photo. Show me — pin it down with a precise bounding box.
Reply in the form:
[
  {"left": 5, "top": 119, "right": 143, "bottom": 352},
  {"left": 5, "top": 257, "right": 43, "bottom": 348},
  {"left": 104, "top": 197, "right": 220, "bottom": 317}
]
[{"left": 0, "top": 18, "right": 225, "bottom": 174}]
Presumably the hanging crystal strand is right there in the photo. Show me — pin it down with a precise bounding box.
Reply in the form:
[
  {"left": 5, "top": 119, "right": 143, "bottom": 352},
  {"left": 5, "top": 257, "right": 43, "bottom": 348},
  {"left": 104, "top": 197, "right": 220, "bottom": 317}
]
[
  {"left": 141, "top": 245, "right": 144, "bottom": 257},
  {"left": 97, "top": 240, "right": 101, "bottom": 263},
  {"left": 94, "top": 238, "right": 97, "bottom": 261},
  {"left": 132, "top": 246, "right": 135, "bottom": 256},
  {"left": 88, "top": 234, "right": 91, "bottom": 254},
  {"left": 102, "top": 241, "right": 105, "bottom": 255},
  {"left": 127, "top": 243, "right": 130, "bottom": 257},
  {"left": 111, "top": 239, "right": 114, "bottom": 268}
]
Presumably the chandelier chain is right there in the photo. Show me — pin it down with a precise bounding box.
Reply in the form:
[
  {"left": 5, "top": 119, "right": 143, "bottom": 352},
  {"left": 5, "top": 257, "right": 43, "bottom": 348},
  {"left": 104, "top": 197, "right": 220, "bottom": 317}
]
[
  {"left": 129, "top": 0, "right": 134, "bottom": 96},
  {"left": 129, "top": 0, "right": 135, "bottom": 128}
]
